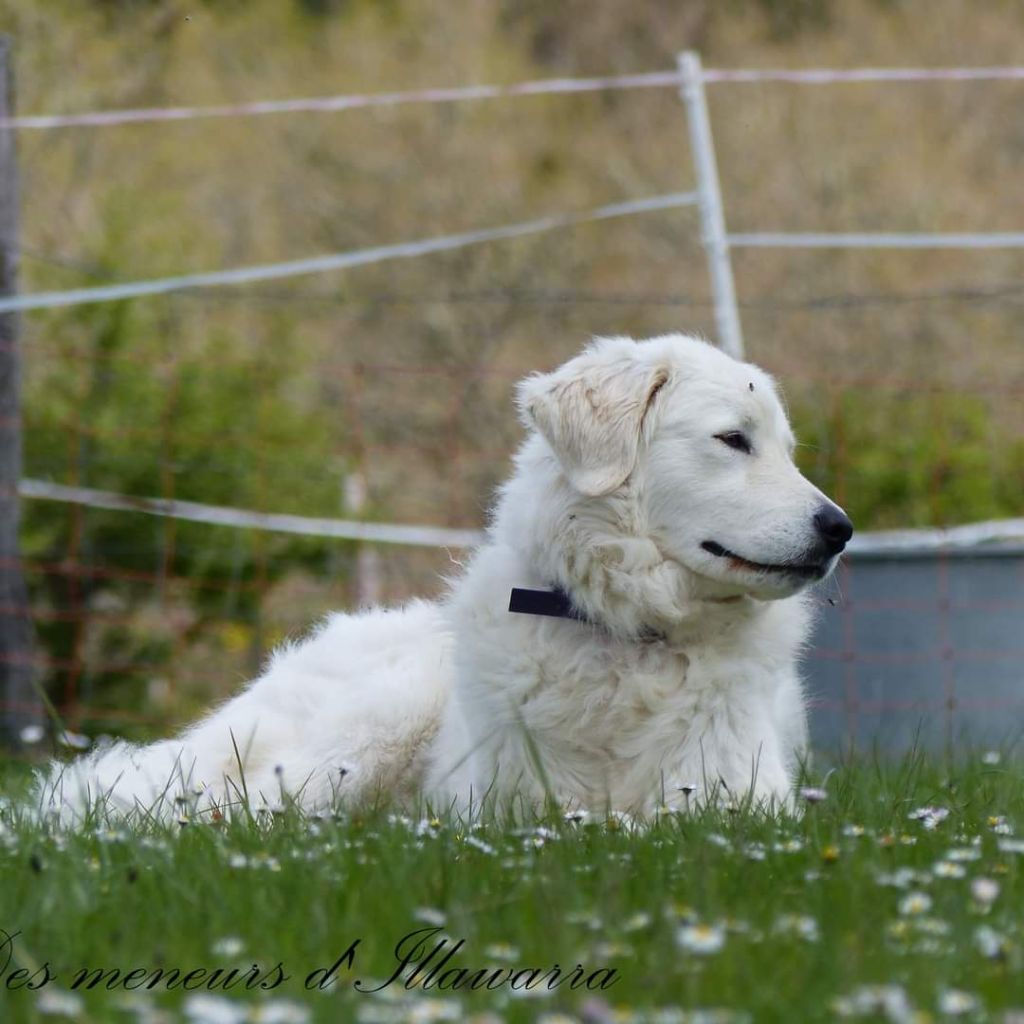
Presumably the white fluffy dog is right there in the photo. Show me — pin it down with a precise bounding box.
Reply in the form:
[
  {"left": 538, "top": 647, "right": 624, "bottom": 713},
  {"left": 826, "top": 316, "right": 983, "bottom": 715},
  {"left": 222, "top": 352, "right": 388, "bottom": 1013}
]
[{"left": 37, "top": 334, "right": 852, "bottom": 822}]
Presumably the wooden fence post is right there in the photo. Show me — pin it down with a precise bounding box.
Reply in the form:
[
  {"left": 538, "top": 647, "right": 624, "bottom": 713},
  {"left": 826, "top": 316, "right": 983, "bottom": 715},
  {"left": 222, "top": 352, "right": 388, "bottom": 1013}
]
[{"left": 0, "top": 36, "right": 42, "bottom": 751}]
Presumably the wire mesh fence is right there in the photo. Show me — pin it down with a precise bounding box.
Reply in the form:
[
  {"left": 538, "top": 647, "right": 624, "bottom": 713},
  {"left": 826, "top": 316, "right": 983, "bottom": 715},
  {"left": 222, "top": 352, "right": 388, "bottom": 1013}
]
[{"left": 5, "top": 57, "right": 1024, "bottom": 749}]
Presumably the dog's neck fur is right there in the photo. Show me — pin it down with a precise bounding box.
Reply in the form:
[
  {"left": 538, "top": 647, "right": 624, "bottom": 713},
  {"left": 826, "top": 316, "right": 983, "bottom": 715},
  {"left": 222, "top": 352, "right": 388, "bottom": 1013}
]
[{"left": 493, "top": 435, "right": 766, "bottom": 644}]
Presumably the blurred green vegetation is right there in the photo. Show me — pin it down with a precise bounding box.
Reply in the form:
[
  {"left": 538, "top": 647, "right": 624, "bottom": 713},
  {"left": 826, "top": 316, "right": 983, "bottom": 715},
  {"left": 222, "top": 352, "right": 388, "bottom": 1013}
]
[
  {"left": 793, "top": 391, "right": 1024, "bottom": 530},
  {"left": 1, "top": 0, "right": 1021, "bottom": 730}
]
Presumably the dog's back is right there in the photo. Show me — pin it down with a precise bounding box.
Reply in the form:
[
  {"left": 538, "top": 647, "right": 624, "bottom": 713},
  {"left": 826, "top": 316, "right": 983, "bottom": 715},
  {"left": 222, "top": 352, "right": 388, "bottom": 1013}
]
[{"left": 33, "top": 600, "right": 454, "bottom": 824}]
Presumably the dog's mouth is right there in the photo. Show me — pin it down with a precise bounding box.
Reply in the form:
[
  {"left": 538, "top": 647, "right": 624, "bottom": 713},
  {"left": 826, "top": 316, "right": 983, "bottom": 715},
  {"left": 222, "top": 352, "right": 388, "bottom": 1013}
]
[{"left": 700, "top": 540, "right": 827, "bottom": 580}]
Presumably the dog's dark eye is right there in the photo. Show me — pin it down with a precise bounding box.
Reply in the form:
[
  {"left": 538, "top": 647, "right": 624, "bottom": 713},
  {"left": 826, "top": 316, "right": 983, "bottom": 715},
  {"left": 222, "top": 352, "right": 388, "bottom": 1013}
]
[{"left": 715, "top": 431, "right": 752, "bottom": 454}]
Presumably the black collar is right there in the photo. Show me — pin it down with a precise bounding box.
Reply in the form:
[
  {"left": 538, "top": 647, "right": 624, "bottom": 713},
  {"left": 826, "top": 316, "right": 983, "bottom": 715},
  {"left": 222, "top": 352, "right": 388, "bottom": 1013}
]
[
  {"left": 508, "top": 586, "right": 664, "bottom": 642},
  {"left": 508, "top": 585, "right": 588, "bottom": 622}
]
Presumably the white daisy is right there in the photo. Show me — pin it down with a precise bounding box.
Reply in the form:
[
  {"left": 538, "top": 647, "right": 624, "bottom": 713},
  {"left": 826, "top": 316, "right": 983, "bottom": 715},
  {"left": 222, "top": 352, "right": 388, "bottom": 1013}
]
[
  {"left": 970, "top": 877, "right": 999, "bottom": 905},
  {"left": 36, "top": 989, "right": 85, "bottom": 1018},
  {"left": 773, "top": 914, "right": 820, "bottom": 942},
  {"left": 413, "top": 907, "right": 446, "bottom": 927},
  {"left": 253, "top": 1002, "right": 312, "bottom": 1024},
  {"left": 799, "top": 786, "right": 827, "bottom": 804},
  {"left": 898, "top": 892, "right": 932, "bottom": 916},
  {"left": 19, "top": 724, "right": 45, "bottom": 745},
  {"left": 57, "top": 730, "right": 91, "bottom": 751},
  {"left": 676, "top": 923, "right": 726, "bottom": 955},
  {"left": 182, "top": 994, "right": 249, "bottom": 1024},
  {"left": 944, "top": 847, "right": 981, "bottom": 862},
  {"left": 973, "top": 925, "right": 1006, "bottom": 960},
  {"left": 909, "top": 806, "right": 949, "bottom": 830},
  {"left": 211, "top": 936, "right": 245, "bottom": 958},
  {"left": 937, "top": 989, "right": 978, "bottom": 1016}
]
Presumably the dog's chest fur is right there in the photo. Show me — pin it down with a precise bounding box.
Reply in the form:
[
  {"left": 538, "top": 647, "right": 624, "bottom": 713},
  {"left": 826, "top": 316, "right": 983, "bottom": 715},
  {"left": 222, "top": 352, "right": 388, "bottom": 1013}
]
[{"left": 440, "top": 541, "right": 810, "bottom": 811}]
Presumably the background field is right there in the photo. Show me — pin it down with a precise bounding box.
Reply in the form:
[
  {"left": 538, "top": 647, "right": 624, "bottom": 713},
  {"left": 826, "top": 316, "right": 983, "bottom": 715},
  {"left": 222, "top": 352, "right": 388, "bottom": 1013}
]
[{"left": 1, "top": 0, "right": 1022, "bottom": 735}]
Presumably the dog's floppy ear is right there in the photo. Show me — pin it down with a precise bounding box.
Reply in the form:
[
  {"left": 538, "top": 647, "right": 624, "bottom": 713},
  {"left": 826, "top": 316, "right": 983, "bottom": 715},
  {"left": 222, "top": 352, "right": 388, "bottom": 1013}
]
[{"left": 517, "top": 345, "right": 669, "bottom": 497}]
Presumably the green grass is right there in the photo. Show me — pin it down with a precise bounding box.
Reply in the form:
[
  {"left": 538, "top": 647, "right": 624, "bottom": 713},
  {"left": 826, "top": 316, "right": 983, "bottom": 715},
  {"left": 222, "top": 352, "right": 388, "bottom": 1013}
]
[{"left": 0, "top": 753, "right": 1022, "bottom": 1023}]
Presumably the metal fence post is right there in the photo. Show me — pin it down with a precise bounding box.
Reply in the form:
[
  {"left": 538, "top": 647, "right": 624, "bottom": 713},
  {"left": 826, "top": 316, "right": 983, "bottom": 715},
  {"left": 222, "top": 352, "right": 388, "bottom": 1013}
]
[
  {"left": 0, "top": 36, "right": 42, "bottom": 751},
  {"left": 678, "top": 51, "right": 745, "bottom": 360}
]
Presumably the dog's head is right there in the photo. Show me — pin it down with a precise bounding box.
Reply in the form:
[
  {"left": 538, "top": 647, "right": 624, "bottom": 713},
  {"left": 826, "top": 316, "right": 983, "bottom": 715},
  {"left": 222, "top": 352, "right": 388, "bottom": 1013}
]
[{"left": 517, "top": 334, "right": 852, "bottom": 602}]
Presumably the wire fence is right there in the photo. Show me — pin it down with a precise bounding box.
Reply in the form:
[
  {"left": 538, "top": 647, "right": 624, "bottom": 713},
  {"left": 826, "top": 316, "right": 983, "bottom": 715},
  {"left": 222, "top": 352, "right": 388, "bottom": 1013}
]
[
  {"left": 6, "top": 64, "right": 1024, "bottom": 131},
  {"left": 5, "top": 55, "right": 1024, "bottom": 749}
]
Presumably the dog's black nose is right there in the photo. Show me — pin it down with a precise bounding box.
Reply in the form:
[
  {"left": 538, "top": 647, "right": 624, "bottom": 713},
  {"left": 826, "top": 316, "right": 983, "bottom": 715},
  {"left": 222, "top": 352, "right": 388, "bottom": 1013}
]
[{"left": 814, "top": 505, "right": 853, "bottom": 556}]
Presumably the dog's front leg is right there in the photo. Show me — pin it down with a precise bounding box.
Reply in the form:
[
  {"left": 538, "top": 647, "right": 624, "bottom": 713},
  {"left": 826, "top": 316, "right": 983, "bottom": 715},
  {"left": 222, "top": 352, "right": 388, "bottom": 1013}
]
[{"left": 660, "top": 726, "right": 796, "bottom": 816}]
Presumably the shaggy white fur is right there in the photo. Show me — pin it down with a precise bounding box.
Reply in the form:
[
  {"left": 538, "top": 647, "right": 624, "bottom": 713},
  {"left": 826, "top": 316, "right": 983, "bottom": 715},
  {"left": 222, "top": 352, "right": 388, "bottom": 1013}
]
[{"left": 34, "top": 334, "right": 851, "bottom": 823}]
